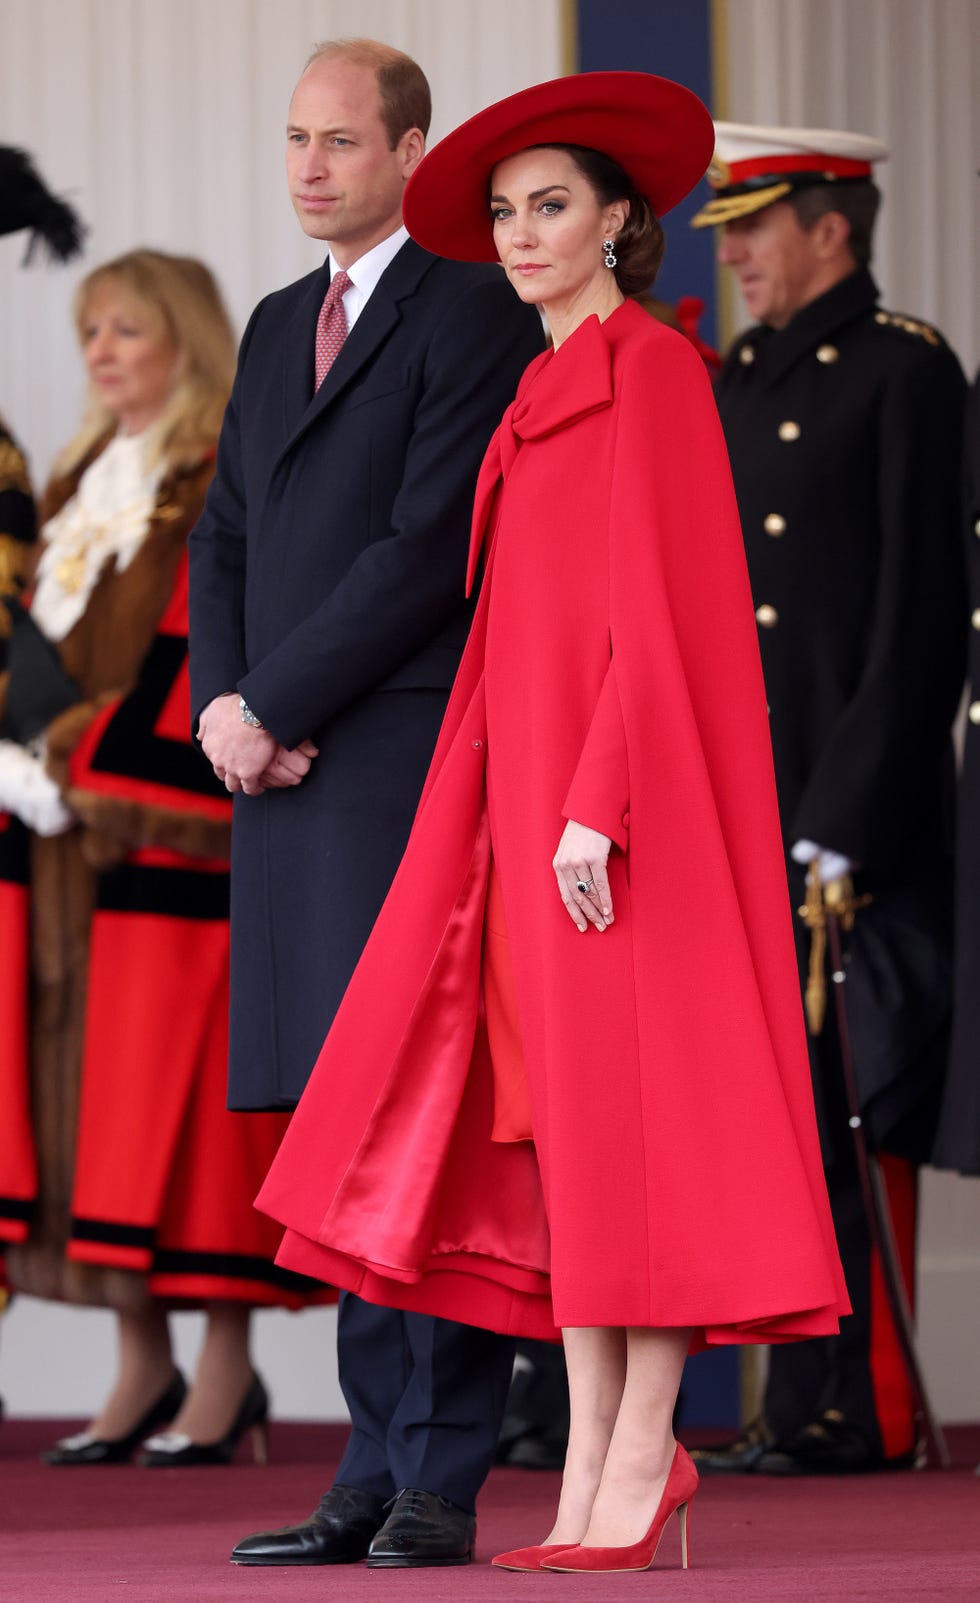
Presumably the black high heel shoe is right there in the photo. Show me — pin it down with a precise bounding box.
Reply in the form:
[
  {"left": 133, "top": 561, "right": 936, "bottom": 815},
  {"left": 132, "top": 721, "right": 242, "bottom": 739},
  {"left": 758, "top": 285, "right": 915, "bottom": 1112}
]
[
  {"left": 42, "top": 1369, "right": 187, "bottom": 1465},
  {"left": 137, "top": 1372, "right": 269, "bottom": 1466}
]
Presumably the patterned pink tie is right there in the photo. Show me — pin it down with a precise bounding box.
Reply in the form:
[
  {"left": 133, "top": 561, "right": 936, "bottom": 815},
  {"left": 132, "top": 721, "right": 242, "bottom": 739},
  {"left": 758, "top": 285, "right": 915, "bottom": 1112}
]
[{"left": 314, "top": 269, "right": 352, "bottom": 389}]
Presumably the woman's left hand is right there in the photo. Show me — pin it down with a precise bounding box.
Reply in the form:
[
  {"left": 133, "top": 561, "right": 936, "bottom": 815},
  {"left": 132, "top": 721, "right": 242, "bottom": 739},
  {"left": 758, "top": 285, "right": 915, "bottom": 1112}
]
[{"left": 553, "top": 820, "right": 614, "bottom": 932}]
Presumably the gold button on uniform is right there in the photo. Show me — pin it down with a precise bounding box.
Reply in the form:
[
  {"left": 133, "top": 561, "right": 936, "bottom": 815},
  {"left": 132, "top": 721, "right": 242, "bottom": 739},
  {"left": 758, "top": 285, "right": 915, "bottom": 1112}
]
[
  {"left": 764, "top": 513, "right": 786, "bottom": 537},
  {"left": 816, "top": 344, "right": 839, "bottom": 364},
  {"left": 778, "top": 420, "right": 801, "bottom": 441},
  {"left": 975, "top": 518, "right": 980, "bottom": 537},
  {"left": 972, "top": 609, "right": 980, "bottom": 630},
  {"left": 970, "top": 702, "right": 980, "bottom": 725},
  {"left": 739, "top": 345, "right": 755, "bottom": 365},
  {"left": 755, "top": 604, "right": 779, "bottom": 628},
  {"left": 875, "top": 311, "right": 889, "bottom": 325}
]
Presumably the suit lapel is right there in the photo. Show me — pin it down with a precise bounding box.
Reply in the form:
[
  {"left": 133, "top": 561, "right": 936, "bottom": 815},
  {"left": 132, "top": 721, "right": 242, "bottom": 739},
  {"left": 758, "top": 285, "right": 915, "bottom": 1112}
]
[
  {"left": 275, "top": 239, "right": 436, "bottom": 473},
  {"left": 281, "top": 258, "right": 331, "bottom": 437}
]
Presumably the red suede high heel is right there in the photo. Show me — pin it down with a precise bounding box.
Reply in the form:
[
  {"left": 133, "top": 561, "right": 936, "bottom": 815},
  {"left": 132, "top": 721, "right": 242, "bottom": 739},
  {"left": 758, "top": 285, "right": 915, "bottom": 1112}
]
[
  {"left": 491, "top": 1543, "right": 579, "bottom": 1571},
  {"left": 541, "top": 1442, "right": 698, "bottom": 1573}
]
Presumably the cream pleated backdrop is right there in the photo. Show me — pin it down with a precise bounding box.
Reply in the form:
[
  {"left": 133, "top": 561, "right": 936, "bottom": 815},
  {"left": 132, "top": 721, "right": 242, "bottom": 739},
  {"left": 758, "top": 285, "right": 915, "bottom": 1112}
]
[
  {"left": 719, "top": 0, "right": 979, "bottom": 369},
  {"left": 0, "top": 0, "right": 564, "bottom": 482}
]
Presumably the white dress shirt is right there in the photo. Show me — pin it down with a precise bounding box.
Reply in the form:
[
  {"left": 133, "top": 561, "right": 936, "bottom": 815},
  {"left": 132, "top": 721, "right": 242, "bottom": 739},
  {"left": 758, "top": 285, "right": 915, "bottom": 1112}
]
[{"left": 328, "top": 224, "right": 409, "bottom": 331}]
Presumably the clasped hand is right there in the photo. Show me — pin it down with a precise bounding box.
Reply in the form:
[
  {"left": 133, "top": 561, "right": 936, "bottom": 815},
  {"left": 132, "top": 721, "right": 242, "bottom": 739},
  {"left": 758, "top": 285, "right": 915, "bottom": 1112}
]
[
  {"left": 198, "top": 694, "right": 318, "bottom": 796},
  {"left": 553, "top": 820, "right": 614, "bottom": 932}
]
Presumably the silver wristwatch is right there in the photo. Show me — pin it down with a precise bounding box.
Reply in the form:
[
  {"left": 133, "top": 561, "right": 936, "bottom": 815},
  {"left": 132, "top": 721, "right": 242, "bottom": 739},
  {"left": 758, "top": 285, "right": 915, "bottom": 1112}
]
[{"left": 239, "top": 697, "right": 264, "bottom": 729}]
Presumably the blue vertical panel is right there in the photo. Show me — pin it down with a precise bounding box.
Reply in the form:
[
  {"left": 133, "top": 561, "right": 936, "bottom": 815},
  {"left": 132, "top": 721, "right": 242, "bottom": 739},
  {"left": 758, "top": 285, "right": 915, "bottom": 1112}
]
[{"left": 576, "top": 0, "right": 718, "bottom": 349}]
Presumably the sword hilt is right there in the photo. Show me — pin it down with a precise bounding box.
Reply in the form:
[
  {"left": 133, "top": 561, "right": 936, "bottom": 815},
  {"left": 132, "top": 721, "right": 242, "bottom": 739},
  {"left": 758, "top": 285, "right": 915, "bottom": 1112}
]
[{"left": 797, "top": 868, "right": 873, "bottom": 1035}]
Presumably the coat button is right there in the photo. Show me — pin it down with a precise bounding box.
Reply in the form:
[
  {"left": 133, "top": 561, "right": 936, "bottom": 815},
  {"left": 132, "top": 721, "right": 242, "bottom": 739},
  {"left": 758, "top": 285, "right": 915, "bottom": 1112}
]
[
  {"left": 970, "top": 703, "right": 980, "bottom": 725},
  {"left": 975, "top": 517, "right": 980, "bottom": 537},
  {"left": 622, "top": 810, "right": 630, "bottom": 828},
  {"left": 755, "top": 604, "right": 779, "bottom": 628},
  {"left": 972, "top": 609, "right": 980, "bottom": 630},
  {"left": 778, "top": 420, "right": 801, "bottom": 442},
  {"left": 816, "top": 344, "right": 839, "bottom": 363},
  {"left": 739, "top": 345, "right": 755, "bottom": 365},
  {"left": 471, "top": 738, "right": 483, "bottom": 750},
  {"left": 764, "top": 513, "right": 786, "bottom": 537}
]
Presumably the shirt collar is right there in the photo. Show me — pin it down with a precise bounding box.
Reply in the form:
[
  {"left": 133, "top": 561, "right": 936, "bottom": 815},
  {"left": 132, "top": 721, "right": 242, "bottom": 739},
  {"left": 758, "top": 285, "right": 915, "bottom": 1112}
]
[{"left": 329, "top": 224, "right": 409, "bottom": 302}]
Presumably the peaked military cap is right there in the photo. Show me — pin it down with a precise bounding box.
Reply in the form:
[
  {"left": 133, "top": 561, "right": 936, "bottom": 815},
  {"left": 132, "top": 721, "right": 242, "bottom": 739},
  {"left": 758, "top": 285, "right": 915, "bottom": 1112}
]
[{"left": 691, "top": 122, "right": 889, "bottom": 228}]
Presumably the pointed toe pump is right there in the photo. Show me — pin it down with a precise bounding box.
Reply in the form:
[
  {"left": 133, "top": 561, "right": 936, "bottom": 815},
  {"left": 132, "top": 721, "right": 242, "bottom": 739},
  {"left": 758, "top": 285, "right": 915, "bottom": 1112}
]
[
  {"left": 137, "top": 1372, "right": 269, "bottom": 1467},
  {"left": 542, "top": 1442, "right": 699, "bottom": 1573},
  {"left": 42, "top": 1369, "right": 188, "bottom": 1466},
  {"left": 492, "top": 1544, "right": 579, "bottom": 1571}
]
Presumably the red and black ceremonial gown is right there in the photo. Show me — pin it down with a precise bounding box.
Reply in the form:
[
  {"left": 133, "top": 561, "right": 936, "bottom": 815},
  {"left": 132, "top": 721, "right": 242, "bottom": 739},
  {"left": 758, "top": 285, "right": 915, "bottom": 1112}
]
[
  {"left": 258, "top": 302, "right": 849, "bottom": 1344},
  {"left": 0, "top": 418, "right": 37, "bottom": 1242},
  {"left": 0, "top": 440, "right": 321, "bottom": 1309}
]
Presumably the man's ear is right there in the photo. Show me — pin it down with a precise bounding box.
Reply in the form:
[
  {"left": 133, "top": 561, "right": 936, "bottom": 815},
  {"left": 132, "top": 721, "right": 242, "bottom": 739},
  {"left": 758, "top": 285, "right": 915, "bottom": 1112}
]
[
  {"left": 399, "top": 127, "right": 426, "bottom": 179},
  {"left": 813, "top": 209, "right": 853, "bottom": 260}
]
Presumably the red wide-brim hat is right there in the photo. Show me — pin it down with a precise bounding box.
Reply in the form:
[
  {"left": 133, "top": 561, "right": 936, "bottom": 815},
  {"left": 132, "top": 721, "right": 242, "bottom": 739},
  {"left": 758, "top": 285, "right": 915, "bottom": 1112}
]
[{"left": 404, "top": 71, "right": 715, "bottom": 263}]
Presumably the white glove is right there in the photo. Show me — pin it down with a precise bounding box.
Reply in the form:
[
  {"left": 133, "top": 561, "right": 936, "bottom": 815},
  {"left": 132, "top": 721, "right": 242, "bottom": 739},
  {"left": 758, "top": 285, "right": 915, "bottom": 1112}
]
[
  {"left": 0, "top": 739, "right": 73, "bottom": 836},
  {"left": 791, "top": 838, "right": 856, "bottom": 884}
]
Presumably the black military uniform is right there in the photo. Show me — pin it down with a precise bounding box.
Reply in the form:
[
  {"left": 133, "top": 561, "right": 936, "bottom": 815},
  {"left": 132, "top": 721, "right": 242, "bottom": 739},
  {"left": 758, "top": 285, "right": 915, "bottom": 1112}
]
[
  {"left": 939, "top": 372, "right": 980, "bottom": 1177},
  {"left": 688, "top": 119, "right": 968, "bottom": 1472},
  {"left": 713, "top": 267, "right": 966, "bottom": 1469}
]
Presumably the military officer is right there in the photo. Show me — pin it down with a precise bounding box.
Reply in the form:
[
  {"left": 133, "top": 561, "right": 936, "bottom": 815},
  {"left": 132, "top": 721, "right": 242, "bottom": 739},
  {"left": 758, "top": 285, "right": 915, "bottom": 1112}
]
[
  {"left": 938, "top": 371, "right": 980, "bottom": 1179},
  {"left": 690, "top": 125, "right": 967, "bottom": 1473}
]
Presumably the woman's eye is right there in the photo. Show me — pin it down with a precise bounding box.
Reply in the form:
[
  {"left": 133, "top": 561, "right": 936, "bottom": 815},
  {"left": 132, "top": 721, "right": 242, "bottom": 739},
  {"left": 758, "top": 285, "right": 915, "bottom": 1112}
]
[
  {"left": 539, "top": 201, "right": 564, "bottom": 217},
  {"left": 490, "top": 207, "right": 512, "bottom": 223}
]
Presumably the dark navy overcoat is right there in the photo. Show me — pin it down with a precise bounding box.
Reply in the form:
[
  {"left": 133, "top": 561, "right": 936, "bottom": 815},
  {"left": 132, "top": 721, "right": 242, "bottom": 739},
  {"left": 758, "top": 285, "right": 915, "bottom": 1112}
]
[{"left": 189, "top": 240, "right": 543, "bottom": 1108}]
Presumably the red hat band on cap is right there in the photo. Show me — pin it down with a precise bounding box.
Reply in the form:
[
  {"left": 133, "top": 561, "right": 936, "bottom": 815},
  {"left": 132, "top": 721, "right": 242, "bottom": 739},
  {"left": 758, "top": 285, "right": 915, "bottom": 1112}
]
[{"left": 721, "top": 153, "right": 873, "bottom": 186}]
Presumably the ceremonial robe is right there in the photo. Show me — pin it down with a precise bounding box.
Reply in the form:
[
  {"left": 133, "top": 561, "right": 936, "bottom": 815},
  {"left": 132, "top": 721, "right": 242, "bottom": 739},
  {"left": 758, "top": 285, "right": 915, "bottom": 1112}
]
[{"left": 0, "top": 443, "right": 315, "bottom": 1308}]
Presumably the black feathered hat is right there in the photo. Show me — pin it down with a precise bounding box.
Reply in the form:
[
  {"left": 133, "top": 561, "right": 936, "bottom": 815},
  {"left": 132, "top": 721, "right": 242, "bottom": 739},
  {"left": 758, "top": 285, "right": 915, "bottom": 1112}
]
[{"left": 0, "top": 147, "right": 85, "bottom": 264}]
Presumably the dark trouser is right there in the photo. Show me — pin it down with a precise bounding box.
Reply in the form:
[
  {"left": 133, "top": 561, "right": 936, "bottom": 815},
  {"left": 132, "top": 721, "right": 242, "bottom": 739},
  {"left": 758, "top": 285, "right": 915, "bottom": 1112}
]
[
  {"left": 764, "top": 979, "right": 918, "bottom": 1461},
  {"left": 334, "top": 1292, "right": 515, "bottom": 1513}
]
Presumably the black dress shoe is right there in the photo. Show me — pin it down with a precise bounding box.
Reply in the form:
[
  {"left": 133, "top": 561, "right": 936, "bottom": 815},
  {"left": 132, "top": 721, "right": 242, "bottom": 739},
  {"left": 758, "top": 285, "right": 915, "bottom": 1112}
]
[
  {"left": 230, "top": 1484, "right": 386, "bottom": 1566},
  {"left": 755, "top": 1411, "right": 890, "bottom": 1475},
  {"left": 689, "top": 1415, "right": 778, "bottom": 1474},
  {"left": 42, "top": 1370, "right": 187, "bottom": 1466},
  {"left": 367, "top": 1488, "right": 475, "bottom": 1568}
]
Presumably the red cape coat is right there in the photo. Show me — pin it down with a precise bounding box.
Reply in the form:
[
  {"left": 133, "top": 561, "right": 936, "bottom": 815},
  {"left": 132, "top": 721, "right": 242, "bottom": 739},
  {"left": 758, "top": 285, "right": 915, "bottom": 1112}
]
[{"left": 258, "top": 301, "right": 849, "bottom": 1344}]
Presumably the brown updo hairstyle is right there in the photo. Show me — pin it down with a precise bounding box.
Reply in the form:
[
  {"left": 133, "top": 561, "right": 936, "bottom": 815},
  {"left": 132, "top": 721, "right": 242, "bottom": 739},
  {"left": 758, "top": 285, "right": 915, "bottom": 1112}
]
[{"left": 539, "top": 143, "right": 665, "bottom": 296}]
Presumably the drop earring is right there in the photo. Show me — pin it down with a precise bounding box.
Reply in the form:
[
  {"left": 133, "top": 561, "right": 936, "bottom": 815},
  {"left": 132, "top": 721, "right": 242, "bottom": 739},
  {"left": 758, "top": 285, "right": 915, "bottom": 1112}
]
[{"left": 603, "top": 238, "right": 617, "bottom": 269}]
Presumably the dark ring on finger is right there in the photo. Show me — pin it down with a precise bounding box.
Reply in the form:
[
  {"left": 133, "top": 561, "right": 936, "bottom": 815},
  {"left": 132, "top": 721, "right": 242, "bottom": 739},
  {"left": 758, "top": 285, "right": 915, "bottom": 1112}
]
[{"left": 575, "top": 878, "right": 594, "bottom": 894}]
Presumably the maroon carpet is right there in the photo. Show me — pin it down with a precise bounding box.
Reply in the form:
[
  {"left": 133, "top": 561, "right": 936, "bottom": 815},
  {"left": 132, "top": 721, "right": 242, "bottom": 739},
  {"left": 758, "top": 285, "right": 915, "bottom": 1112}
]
[{"left": 1, "top": 1422, "right": 977, "bottom": 1602}]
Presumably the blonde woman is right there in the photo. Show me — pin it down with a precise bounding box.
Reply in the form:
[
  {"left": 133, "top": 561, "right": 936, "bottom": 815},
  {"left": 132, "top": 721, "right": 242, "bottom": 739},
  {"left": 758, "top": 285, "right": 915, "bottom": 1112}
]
[{"left": 0, "top": 251, "right": 323, "bottom": 1466}]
